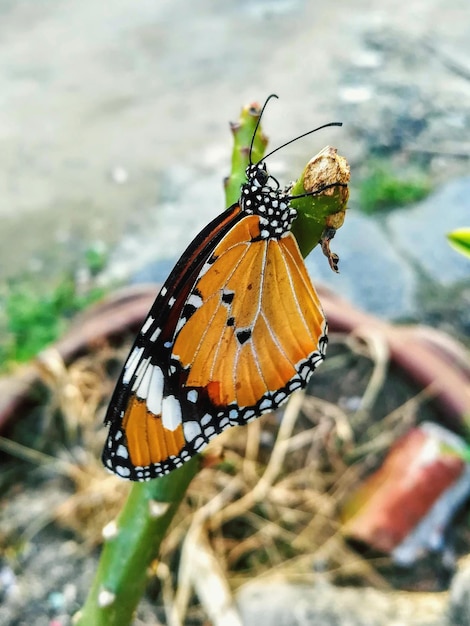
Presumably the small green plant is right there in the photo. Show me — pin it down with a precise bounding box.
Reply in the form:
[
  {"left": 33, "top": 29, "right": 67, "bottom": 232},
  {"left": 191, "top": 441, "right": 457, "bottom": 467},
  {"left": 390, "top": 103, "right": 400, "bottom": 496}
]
[
  {"left": 359, "top": 162, "right": 430, "bottom": 214},
  {"left": 0, "top": 256, "right": 107, "bottom": 371},
  {"left": 84, "top": 244, "right": 108, "bottom": 276}
]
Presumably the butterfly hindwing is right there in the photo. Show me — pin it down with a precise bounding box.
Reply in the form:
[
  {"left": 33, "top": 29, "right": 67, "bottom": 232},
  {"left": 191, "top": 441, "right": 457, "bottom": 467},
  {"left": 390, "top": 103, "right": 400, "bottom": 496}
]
[{"left": 102, "top": 204, "right": 245, "bottom": 480}]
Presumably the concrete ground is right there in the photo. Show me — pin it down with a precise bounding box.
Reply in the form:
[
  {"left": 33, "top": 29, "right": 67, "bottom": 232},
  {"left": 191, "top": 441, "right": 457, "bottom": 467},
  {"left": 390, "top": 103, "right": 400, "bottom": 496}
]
[{"left": 1, "top": 0, "right": 469, "bottom": 301}]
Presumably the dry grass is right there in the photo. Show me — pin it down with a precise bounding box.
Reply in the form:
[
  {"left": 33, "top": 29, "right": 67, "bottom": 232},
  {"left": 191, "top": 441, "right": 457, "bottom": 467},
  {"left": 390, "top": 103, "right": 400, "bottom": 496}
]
[{"left": 0, "top": 331, "right": 437, "bottom": 624}]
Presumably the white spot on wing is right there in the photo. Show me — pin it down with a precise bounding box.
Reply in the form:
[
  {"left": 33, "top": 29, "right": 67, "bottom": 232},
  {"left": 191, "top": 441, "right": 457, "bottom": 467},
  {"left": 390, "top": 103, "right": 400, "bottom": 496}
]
[
  {"left": 162, "top": 395, "right": 182, "bottom": 431},
  {"left": 193, "top": 437, "right": 207, "bottom": 451},
  {"left": 183, "top": 420, "right": 202, "bottom": 442},
  {"left": 259, "top": 398, "right": 272, "bottom": 411},
  {"left": 187, "top": 389, "right": 198, "bottom": 403},
  {"left": 199, "top": 261, "right": 212, "bottom": 277},
  {"left": 175, "top": 316, "right": 187, "bottom": 335},
  {"left": 150, "top": 327, "right": 161, "bottom": 342},
  {"left": 187, "top": 293, "right": 203, "bottom": 309},
  {"left": 123, "top": 346, "right": 144, "bottom": 384},
  {"left": 201, "top": 413, "right": 212, "bottom": 426},
  {"left": 115, "top": 465, "right": 131, "bottom": 478},
  {"left": 132, "top": 357, "right": 150, "bottom": 392},
  {"left": 116, "top": 444, "right": 129, "bottom": 459},
  {"left": 136, "top": 361, "right": 153, "bottom": 399},
  {"left": 147, "top": 366, "right": 164, "bottom": 415},
  {"left": 141, "top": 316, "right": 154, "bottom": 335}
]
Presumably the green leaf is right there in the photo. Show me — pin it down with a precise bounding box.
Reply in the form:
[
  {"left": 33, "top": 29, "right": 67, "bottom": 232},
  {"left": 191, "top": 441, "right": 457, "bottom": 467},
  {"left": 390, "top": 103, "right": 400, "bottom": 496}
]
[
  {"left": 76, "top": 457, "right": 200, "bottom": 626},
  {"left": 447, "top": 228, "right": 470, "bottom": 258}
]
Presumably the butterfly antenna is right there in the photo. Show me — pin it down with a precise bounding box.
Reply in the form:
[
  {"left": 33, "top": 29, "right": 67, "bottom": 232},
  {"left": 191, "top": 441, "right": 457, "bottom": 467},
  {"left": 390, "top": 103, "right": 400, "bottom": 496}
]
[
  {"left": 288, "top": 181, "right": 348, "bottom": 201},
  {"left": 249, "top": 94, "right": 279, "bottom": 165},
  {"left": 263, "top": 121, "right": 343, "bottom": 161}
]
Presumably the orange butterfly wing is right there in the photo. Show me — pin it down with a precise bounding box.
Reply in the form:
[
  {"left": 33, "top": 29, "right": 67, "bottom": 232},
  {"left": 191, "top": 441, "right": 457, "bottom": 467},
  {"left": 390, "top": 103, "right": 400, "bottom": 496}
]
[
  {"left": 103, "top": 164, "right": 327, "bottom": 481},
  {"left": 102, "top": 204, "right": 245, "bottom": 480},
  {"left": 103, "top": 211, "right": 326, "bottom": 481},
  {"left": 173, "top": 218, "right": 326, "bottom": 409}
]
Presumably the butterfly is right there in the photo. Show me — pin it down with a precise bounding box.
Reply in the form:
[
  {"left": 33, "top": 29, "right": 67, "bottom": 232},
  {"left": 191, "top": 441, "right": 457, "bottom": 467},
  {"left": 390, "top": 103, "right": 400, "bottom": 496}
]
[{"left": 102, "top": 96, "right": 342, "bottom": 481}]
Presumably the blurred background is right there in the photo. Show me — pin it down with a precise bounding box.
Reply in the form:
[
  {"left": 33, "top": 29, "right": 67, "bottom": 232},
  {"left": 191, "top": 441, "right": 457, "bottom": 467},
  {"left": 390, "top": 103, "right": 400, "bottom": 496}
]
[
  {"left": 1, "top": 0, "right": 469, "bottom": 324},
  {"left": 1, "top": 1, "right": 470, "bottom": 625}
]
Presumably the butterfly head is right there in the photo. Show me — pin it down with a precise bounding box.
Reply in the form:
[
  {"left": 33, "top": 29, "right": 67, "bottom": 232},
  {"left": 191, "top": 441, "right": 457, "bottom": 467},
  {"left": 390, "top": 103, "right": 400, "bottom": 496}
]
[{"left": 246, "top": 161, "right": 269, "bottom": 189}]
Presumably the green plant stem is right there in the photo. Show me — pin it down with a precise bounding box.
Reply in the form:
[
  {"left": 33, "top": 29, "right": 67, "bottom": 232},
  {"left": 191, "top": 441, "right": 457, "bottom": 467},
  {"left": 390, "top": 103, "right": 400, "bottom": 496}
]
[
  {"left": 77, "top": 103, "right": 267, "bottom": 626},
  {"left": 76, "top": 457, "right": 199, "bottom": 626},
  {"left": 78, "top": 101, "right": 350, "bottom": 626},
  {"left": 224, "top": 100, "right": 268, "bottom": 206},
  {"left": 291, "top": 184, "right": 348, "bottom": 258}
]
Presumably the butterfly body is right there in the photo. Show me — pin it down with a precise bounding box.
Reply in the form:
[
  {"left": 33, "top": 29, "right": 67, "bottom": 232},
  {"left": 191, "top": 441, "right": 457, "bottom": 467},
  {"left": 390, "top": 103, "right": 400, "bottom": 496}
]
[{"left": 103, "top": 159, "right": 327, "bottom": 481}]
